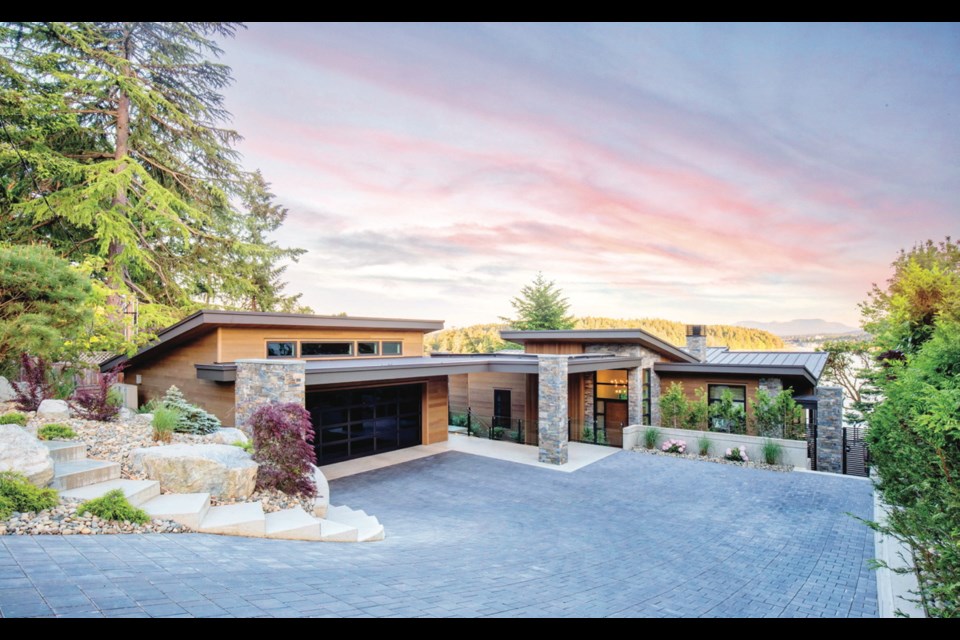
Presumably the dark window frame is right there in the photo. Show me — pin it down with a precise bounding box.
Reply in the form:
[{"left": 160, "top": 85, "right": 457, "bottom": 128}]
[
  {"left": 357, "top": 341, "right": 379, "bottom": 356},
  {"left": 265, "top": 341, "right": 297, "bottom": 358},
  {"left": 299, "top": 341, "right": 354, "bottom": 357},
  {"left": 381, "top": 341, "right": 403, "bottom": 356}
]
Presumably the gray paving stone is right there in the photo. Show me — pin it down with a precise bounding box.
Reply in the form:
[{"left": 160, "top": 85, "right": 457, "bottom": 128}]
[{"left": 0, "top": 451, "right": 877, "bottom": 618}]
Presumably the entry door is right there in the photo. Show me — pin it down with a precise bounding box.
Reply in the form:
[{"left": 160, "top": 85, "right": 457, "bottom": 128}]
[
  {"left": 493, "top": 389, "right": 511, "bottom": 428},
  {"left": 604, "top": 401, "right": 627, "bottom": 446}
]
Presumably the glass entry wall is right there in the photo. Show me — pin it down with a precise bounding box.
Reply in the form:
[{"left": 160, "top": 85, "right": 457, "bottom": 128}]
[
  {"left": 592, "top": 369, "right": 629, "bottom": 446},
  {"left": 307, "top": 383, "right": 423, "bottom": 464}
]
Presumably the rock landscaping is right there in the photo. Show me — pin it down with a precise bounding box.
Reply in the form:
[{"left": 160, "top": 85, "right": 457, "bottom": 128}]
[{"left": 631, "top": 444, "right": 793, "bottom": 473}]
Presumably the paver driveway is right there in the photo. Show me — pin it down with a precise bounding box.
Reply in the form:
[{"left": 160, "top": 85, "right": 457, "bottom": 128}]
[{"left": 0, "top": 450, "right": 877, "bottom": 617}]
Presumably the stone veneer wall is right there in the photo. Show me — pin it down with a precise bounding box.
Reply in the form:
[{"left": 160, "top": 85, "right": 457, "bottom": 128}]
[
  {"left": 685, "top": 335, "right": 707, "bottom": 362},
  {"left": 537, "top": 355, "right": 568, "bottom": 465},
  {"left": 234, "top": 359, "right": 306, "bottom": 436},
  {"left": 584, "top": 344, "right": 660, "bottom": 426},
  {"left": 759, "top": 377, "right": 783, "bottom": 396},
  {"left": 582, "top": 375, "right": 595, "bottom": 425},
  {"left": 816, "top": 386, "right": 843, "bottom": 473}
]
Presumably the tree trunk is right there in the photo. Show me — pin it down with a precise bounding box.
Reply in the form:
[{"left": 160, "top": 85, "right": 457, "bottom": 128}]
[{"left": 106, "top": 24, "right": 133, "bottom": 322}]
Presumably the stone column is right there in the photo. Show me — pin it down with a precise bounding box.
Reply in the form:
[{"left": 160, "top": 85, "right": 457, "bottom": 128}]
[
  {"left": 235, "top": 359, "right": 306, "bottom": 436},
  {"left": 759, "top": 377, "right": 783, "bottom": 396},
  {"left": 650, "top": 369, "right": 661, "bottom": 427},
  {"left": 626, "top": 366, "right": 642, "bottom": 426},
  {"left": 816, "top": 386, "right": 843, "bottom": 473},
  {"left": 582, "top": 374, "right": 595, "bottom": 425},
  {"left": 537, "top": 355, "right": 568, "bottom": 465}
]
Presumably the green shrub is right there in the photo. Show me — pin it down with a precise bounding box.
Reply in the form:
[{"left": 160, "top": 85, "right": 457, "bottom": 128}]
[
  {"left": 697, "top": 435, "right": 712, "bottom": 457},
  {"left": 160, "top": 386, "right": 220, "bottom": 434},
  {"left": 643, "top": 427, "right": 659, "bottom": 450},
  {"left": 761, "top": 439, "right": 783, "bottom": 465},
  {"left": 138, "top": 399, "right": 161, "bottom": 414},
  {"left": 77, "top": 489, "right": 149, "bottom": 525},
  {"left": 450, "top": 412, "right": 469, "bottom": 428},
  {"left": 151, "top": 407, "right": 180, "bottom": 442},
  {"left": 0, "top": 495, "right": 13, "bottom": 520},
  {"left": 0, "top": 412, "right": 28, "bottom": 426},
  {"left": 0, "top": 471, "right": 58, "bottom": 513},
  {"left": 659, "top": 382, "right": 688, "bottom": 429},
  {"left": 37, "top": 423, "right": 78, "bottom": 440},
  {"left": 232, "top": 440, "right": 254, "bottom": 454}
]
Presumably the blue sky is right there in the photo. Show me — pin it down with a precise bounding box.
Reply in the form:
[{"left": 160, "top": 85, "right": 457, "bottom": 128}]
[{"left": 219, "top": 22, "right": 959, "bottom": 327}]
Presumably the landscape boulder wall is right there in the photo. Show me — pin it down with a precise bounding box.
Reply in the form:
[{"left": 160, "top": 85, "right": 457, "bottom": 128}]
[
  {"left": 0, "top": 425, "right": 55, "bottom": 487},
  {"left": 130, "top": 444, "right": 258, "bottom": 500}
]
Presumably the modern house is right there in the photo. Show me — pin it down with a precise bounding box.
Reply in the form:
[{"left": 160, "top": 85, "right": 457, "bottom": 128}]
[{"left": 103, "top": 311, "right": 829, "bottom": 468}]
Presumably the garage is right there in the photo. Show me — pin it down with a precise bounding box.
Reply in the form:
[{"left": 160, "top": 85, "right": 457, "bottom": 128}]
[{"left": 306, "top": 383, "right": 423, "bottom": 464}]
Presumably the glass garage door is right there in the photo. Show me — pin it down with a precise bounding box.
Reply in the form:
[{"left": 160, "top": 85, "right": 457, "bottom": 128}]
[{"left": 306, "top": 384, "right": 423, "bottom": 464}]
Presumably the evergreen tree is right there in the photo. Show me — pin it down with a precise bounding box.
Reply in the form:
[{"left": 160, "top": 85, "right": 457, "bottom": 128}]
[
  {"left": 0, "top": 22, "right": 304, "bottom": 339},
  {"left": 501, "top": 272, "right": 574, "bottom": 331},
  {"left": 0, "top": 243, "right": 93, "bottom": 368}
]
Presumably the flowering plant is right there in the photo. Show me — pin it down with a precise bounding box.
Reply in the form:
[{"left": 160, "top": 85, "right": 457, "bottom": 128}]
[
  {"left": 661, "top": 438, "right": 686, "bottom": 454},
  {"left": 724, "top": 446, "right": 749, "bottom": 462}
]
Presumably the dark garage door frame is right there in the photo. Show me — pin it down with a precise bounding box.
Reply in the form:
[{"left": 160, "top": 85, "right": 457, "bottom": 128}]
[{"left": 307, "top": 383, "right": 423, "bottom": 464}]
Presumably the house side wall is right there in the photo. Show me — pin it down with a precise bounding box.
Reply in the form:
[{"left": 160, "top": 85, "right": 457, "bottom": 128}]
[
  {"left": 424, "top": 377, "right": 450, "bottom": 444},
  {"left": 465, "top": 372, "right": 527, "bottom": 420},
  {"left": 448, "top": 374, "right": 469, "bottom": 411},
  {"left": 218, "top": 327, "right": 425, "bottom": 362},
  {"left": 123, "top": 331, "right": 236, "bottom": 425}
]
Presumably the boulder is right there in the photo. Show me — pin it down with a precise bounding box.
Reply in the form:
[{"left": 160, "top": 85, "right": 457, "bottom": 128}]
[
  {"left": 130, "top": 444, "right": 258, "bottom": 499},
  {"left": 0, "top": 376, "right": 15, "bottom": 402},
  {"left": 0, "top": 425, "right": 55, "bottom": 487},
  {"left": 311, "top": 464, "right": 330, "bottom": 519},
  {"left": 207, "top": 428, "right": 249, "bottom": 446},
  {"left": 36, "top": 399, "right": 70, "bottom": 421},
  {"left": 117, "top": 407, "right": 137, "bottom": 421}
]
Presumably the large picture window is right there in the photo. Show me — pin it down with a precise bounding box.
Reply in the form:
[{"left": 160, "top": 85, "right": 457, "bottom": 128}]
[{"left": 708, "top": 384, "right": 747, "bottom": 433}]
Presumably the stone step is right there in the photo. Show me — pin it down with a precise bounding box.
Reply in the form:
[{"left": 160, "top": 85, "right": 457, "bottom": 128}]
[
  {"left": 50, "top": 459, "right": 121, "bottom": 491},
  {"left": 141, "top": 493, "right": 211, "bottom": 530},
  {"left": 317, "top": 518, "right": 359, "bottom": 542},
  {"left": 264, "top": 506, "right": 322, "bottom": 541},
  {"left": 60, "top": 479, "right": 161, "bottom": 507},
  {"left": 197, "top": 501, "right": 265, "bottom": 537},
  {"left": 41, "top": 441, "right": 87, "bottom": 463},
  {"left": 325, "top": 505, "right": 385, "bottom": 542}
]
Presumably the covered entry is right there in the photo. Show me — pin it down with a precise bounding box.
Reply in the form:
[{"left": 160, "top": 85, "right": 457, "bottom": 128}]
[{"left": 307, "top": 383, "right": 423, "bottom": 464}]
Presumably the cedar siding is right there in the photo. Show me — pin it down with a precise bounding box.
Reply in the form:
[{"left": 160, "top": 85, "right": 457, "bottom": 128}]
[
  {"left": 124, "top": 330, "right": 236, "bottom": 425},
  {"left": 218, "top": 327, "right": 424, "bottom": 362}
]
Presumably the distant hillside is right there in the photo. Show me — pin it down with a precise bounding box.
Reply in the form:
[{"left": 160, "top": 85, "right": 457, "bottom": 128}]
[
  {"left": 735, "top": 318, "right": 858, "bottom": 337},
  {"left": 425, "top": 317, "right": 784, "bottom": 354}
]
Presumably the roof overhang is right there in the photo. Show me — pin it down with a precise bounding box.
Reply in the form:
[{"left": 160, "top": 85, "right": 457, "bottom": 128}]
[
  {"left": 195, "top": 354, "right": 653, "bottom": 386},
  {"left": 500, "top": 329, "right": 698, "bottom": 363},
  {"left": 654, "top": 362, "right": 818, "bottom": 387}
]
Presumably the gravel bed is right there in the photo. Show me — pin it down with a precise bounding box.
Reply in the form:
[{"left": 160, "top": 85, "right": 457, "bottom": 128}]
[{"left": 631, "top": 445, "right": 794, "bottom": 472}]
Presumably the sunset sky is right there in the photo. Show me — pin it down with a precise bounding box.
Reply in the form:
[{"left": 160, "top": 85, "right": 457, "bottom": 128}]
[{"left": 220, "top": 23, "right": 959, "bottom": 328}]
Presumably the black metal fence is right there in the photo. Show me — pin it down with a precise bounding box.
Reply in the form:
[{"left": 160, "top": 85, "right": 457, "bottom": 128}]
[
  {"left": 843, "top": 425, "right": 869, "bottom": 477},
  {"left": 451, "top": 408, "right": 533, "bottom": 444},
  {"left": 568, "top": 417, "right": 622, "bottom": 447}
]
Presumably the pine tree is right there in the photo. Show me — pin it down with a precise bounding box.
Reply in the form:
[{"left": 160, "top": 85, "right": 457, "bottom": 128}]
[
  {"left": 160, "top": 385, "right": 220, "bottom": 435},
  {"left": 501, "top": 272, "right": 575, "bottom": 331},
  {"left": 0, "top": 22, "right": 304, "bottom": 336}
]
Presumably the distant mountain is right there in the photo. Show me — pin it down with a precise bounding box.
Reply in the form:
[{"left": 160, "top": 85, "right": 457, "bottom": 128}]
[{"left": 735, "top": 319, "right": 859, "bottom": 337}]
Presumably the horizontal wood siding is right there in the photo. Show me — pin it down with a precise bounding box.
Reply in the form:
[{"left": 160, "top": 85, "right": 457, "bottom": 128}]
[
  {"left": 448, "top": 374, "right": 469, "bottom": 411},
  {"left": 219, "top": 327, "right": 425, "bottom": 362},
  {"left": 525, "top": 374, "right": 539, "bottom": 444},
  {"left": 524, "top": 342, "right": 584, "bottom": 355},
  {"left": 424, "top": 376, "right": 449, "bottom": 444},
  {"left": 466, "top": 372, "right": 527, "bottom": 420},
  {"left": 124, "top": 331, "right": 237, "bottom": 426}
]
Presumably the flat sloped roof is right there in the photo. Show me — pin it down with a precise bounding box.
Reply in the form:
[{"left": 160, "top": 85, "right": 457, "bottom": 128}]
[{"left": 500, "top": 329, "right": 698, "bottom": 363}]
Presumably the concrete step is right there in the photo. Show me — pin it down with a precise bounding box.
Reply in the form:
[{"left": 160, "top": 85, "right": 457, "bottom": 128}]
[
  {"left": 60, "top": 479, "right": 161, "bottom": 507},
  {"left": 264, "top": 506, "right": 322, "bottom": 541},
  {"left": 326, "top": 505, "right": 385, "bottom": 542},
  {"left": 41, "top": 441, "right": 87, "bottom": 463},
  {"left": 50, "top": 459, "right": 121, "bottom": 490},
  {"left": 141, "top": 493, "right": 211, "bottom": 530},
  {"left": 197, "top": 501, "right": 265, "bottom": 537},
  {"left": 317, "top": 518, "right": 359, "bottom": 542}
]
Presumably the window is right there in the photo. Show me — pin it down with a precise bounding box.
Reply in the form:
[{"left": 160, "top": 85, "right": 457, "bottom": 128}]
[
  {"left": 300, "top": 341, "right": 353, "bottom": 357},
  {"left": 642, "top": 369, "right": 651, "bottom": 425},
  {"left": 266, "top": 341, "right": 295, "bottom": 358},
  {"left": 381, "top": 341, "right": 403, "bottom": 356},
  {"left": 357, "top": 341, "right": 379, "bottom": 356},
  {"left": 595, "top": 369, "right": 628, "bottom": 400},
  {"left": 707, "top": 384, "right": 747, "bottom": 433},
  {"left": 493, "top": 389, "right": 511, "bottom": 429}
]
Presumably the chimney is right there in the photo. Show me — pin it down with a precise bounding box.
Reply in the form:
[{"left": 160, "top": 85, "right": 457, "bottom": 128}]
[{"left": 685, "top": 325, "right": 707, "bottom": 362}]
